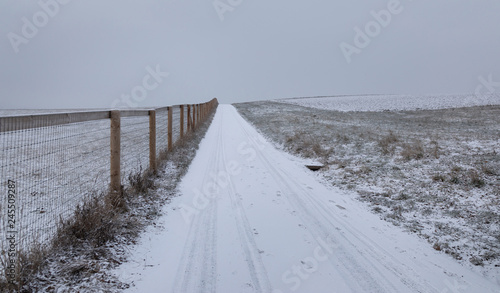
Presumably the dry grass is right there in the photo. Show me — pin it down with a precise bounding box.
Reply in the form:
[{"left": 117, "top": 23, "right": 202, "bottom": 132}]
[
  {"left": 378, "top": 131, "right": 399, "bottom": 155},
  {"left": 400, "top": 140, "right": 425, "bottom": 161},
  {"left": 55, "top": 192, "right": 129, "bottom": 248},
  {"left": 468, "top": 170, "right": 485, "bottom": 188},
  {"left": 285, "top": 132, "right": 333, "bottom": 161},
  {"left": 481, "top": 164, "right": 498, "bottom": 176},
  {"left": 432, "top": 174, "right": 446, "bottom": 182},
  {"left": 0, "top": 242, "right": 48, "bottom": 293},
  {"left": 0, "top": 189, "right": 139, "bottom": 292},
  {"left": 128, "top": 166, "right": 156, "bottom": 195}
]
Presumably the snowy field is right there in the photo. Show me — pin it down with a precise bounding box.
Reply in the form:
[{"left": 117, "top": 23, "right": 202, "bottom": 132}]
[
  {"left": 278, "top": 93, "right": 500, "bottom": 112},
  {"left": 0, "top": 108, "right": 184, "bottom": 252},
  {"left": 234, "top": 97, "right": 500, "bottom": 286},
  {"left": 114, "top": 105, "right": 500, "bottom": 292}
]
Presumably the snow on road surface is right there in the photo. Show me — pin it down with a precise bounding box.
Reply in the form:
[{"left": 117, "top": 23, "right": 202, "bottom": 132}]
[{"left": 116, "top": 105, "right": 500, "bottom": 292}]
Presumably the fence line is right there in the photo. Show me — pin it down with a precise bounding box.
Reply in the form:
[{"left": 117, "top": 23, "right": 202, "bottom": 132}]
[{"left": 0, "top": 98, "right": 218, "bottom": 257}]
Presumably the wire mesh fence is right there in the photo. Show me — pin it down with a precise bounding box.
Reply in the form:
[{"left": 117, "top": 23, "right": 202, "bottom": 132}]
[
  {"left": 183, "top": 106, "right": 188, "bottom": 140},
  {"left": 121, "top": 116, "right": 150, "bottom": 181},
  {"left": 172, "top": 106, "right": 181, "bottom": 144},
  {"left": 0, "top": 118, "right": 111, "bottom": 251},
  {"left": 156, "top": 108, "right": 169, "bottom": 160},
  {"left": 0, "top": 99, "right": 218, "bottom": 284}
]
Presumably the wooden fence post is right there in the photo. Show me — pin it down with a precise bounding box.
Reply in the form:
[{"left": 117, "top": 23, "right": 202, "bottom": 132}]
[
  {"left": 187, "top": 105, "right": 191, "bottom": 132},
  {"left": 180, "top": 105, "right": 184, "bottom": 139},
  {"left": 192, "top": 104, "right": 196, "bottom": 129},
  {"left": 197, "top": 104, "right": 200, "bottom": 125},
  {"left": 168, "top": 106, "right": 173, "bottom": 151},
  {"left": 149, "top": 110, "right": 156, "bottom": 173},
  {"left": 110, "top": 110, "right": 121, "bottom": 193}
]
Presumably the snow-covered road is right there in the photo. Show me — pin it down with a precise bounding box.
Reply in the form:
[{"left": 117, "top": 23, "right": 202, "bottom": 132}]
[{"left": 117, "top": 105, "right": 500, "bottom": 292}]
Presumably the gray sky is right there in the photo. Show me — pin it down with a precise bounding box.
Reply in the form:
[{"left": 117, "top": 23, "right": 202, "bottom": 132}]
[{"left": 1, "top": 0, "right": 499, "bottom": 109}]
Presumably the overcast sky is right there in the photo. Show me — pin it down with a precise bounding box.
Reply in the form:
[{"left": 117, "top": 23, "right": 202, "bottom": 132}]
[{"left": 1, "top": 0, "right": 499, "bottom": 109}]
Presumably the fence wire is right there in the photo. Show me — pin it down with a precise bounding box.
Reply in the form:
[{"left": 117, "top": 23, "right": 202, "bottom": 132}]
[
  {"left": 0, "top": 120, "right": 109, "bottom": 251},
  {"left": 156, "top": 109, "right": 169, "bottom": 159},
  {"left": 183, "top": 106, "right": 188, "bottom": 138},
  {"left": 121, "top": 116, "right": 150, "bottom": 183},
  {"left": 172, "top": 106, "right": 181, "bottom": 145}
]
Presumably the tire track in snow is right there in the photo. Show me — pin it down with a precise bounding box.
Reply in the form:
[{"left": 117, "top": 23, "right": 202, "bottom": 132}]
[
  {"left": 217, "top": 108, "right": 273, "bottom": 293},
  {"left": 171, "top": 115, "right": 223, "bottom": 293},
  {"left": 173, "top": 109, "right": 272, "bottom": 293},
  {"left": 231, "top": 108, "right": 387, "bottom": 291},
  {"left": 231, "top": 106, "right": 436, "bottom": 292}
]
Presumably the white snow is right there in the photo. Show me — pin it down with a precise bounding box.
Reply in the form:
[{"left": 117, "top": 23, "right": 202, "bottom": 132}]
[
  {"left": 278, "top": 93, "right": 500, "bottom": 112},
  {"left": 115, "top": 105, "right": 500, "bottom": 292}
]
